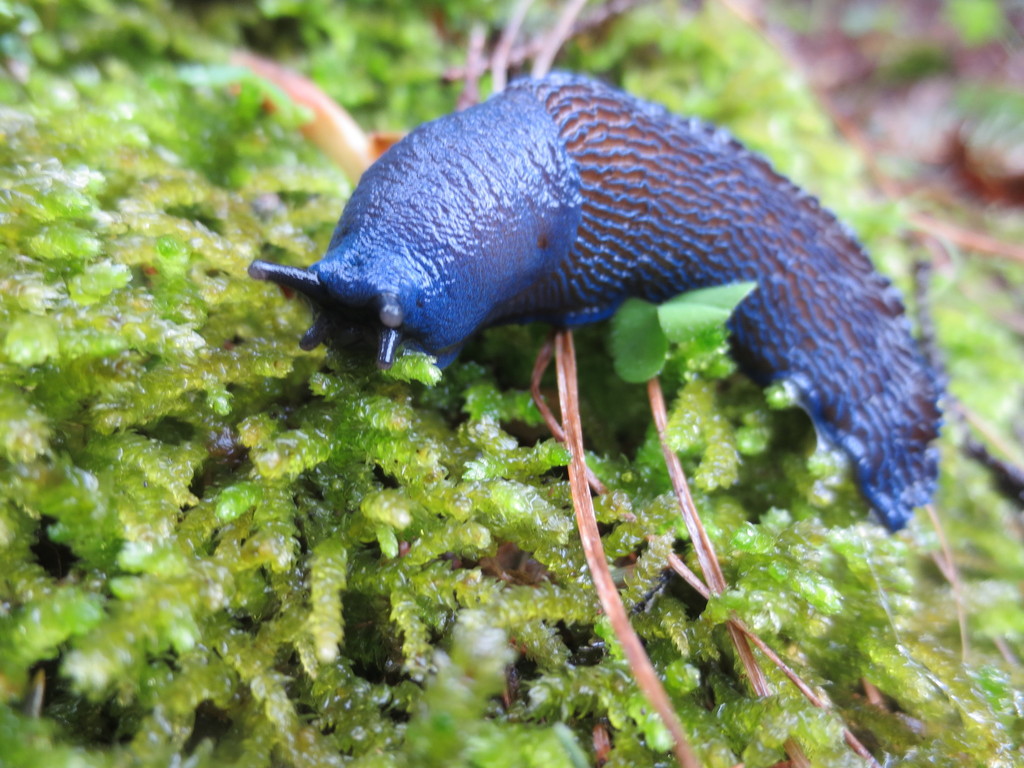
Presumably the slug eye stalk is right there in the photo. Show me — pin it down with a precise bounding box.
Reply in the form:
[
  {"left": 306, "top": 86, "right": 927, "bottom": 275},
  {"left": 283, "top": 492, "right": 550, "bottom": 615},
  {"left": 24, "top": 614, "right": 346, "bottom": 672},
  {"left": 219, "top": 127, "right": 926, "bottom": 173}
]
[
  {"left": 377, "top": 293, "right": 404, "bottom": 329},
  {"left": 250, "top": 258, "right": 407, "bottom": 367}
]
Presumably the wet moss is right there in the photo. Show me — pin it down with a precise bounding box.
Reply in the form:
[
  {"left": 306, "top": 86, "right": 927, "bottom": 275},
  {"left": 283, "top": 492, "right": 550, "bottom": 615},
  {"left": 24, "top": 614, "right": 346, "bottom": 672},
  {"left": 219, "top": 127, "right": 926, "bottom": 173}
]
[{"left": 0, "top": 1, "right": 1022, "bottom": 767}]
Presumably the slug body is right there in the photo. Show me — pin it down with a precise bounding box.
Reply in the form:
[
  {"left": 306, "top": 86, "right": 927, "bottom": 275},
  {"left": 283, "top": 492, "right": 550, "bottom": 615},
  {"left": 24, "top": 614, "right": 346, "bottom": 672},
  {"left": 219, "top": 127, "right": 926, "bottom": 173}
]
[{"left": 250, "top": 73, "right": 942, "bottom": 530}]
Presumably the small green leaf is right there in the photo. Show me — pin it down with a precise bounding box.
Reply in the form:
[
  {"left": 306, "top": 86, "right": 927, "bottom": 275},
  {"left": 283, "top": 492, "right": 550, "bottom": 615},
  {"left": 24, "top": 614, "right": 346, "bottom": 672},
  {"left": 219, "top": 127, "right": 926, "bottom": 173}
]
[
  {"left": 610, "top": 284, "right": 755, "bottom": 383},
  {"left": 656, "top": 281, "right": 757, "bottom": 342},
  {"left": 610, "top": 297, "right": 668, "bottom": 383}
]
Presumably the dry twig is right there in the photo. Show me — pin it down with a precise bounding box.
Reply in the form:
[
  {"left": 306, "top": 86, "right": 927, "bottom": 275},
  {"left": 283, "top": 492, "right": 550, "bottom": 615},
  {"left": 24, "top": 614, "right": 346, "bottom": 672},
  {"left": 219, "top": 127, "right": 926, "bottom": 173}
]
[
  {"left": 665, "top": 555, "right": 880, "bottom": 765},
  {"left": 531, "top": 334, "right": 608, "bottom": 494},
  {"left": 530, "top": 333, "right": 564, "bottom": 442},
  {"left": 458, "top": 23, "right": 488, "bottom": 110},
  {"left": 491, "top": 0, "right": 536, "bottom": 92},
  {"left": 555, "top": 330, "right": 700, "bottom": 768},
  {"left": 908, "top": 213, "right": 1024, "bottom": 264},
  {"left": 862, "top": 678, "right": 887, "bottom": 708},
  {"left": 532, "top": 0, "right": 591, "bottom": 78},
  {"left": 924, "top": 503, "right": 969, "bottom": 660},
  {"left": 446, "top": 0, "right": 658, "bottom": 81},
  {"left": 993, "top": 636, "right": 1021, "bottom": 668},
  {"left": 648, "top": 378, "right": 813, "bottom": 765}
]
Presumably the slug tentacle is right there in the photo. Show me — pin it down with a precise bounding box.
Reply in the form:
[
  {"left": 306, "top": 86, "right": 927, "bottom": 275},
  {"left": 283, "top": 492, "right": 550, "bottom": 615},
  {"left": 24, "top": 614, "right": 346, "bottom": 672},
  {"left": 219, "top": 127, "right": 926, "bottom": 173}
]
[
  {"left": 377, "top": 293, "right": 404, "bottom": 329},
  {"left": 251, "top": 72, "right": 942, "bottom": 530},
  {"left": 377, "top": 327, "right": 402, "bottom": 369},
  {"left": 248, "top": 259, "right": 330, "bottom": 305},
  {"left": 299, "top": 314, "right": 333, "bottom": 351}
]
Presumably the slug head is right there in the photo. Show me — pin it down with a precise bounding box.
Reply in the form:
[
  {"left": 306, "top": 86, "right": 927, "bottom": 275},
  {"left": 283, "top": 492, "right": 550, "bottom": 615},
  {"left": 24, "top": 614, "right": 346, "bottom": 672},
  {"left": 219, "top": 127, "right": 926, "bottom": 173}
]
[
  {"left": 249, "top": 219, "right": 479, "bottom": 369},
  {"left": 248, "top": 259, "right": 408, "bottom": 369},
  {"left": 249, "top": 84, "right": 581, "bottom": 369}
]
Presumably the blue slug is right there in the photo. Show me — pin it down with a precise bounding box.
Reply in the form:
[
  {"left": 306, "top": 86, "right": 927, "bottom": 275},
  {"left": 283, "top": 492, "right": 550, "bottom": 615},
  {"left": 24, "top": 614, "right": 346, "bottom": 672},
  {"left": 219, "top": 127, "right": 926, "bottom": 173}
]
[{"left": 249, "top": 73, "right": 942, "bottom": 530}]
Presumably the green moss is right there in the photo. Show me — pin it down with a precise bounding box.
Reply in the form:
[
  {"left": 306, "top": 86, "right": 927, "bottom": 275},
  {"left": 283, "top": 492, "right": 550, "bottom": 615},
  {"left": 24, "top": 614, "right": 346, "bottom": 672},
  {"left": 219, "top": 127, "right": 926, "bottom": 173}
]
[{"left": 0, "top": 1, "right": 1021, "bottom": 766}]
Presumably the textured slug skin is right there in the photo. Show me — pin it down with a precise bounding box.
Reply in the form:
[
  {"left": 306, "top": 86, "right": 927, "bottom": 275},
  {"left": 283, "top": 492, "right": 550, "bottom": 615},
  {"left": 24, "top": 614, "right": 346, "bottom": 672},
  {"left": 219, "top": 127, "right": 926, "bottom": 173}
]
[{"left": 289, "top": 73, "right": 942, "bottom": 530}]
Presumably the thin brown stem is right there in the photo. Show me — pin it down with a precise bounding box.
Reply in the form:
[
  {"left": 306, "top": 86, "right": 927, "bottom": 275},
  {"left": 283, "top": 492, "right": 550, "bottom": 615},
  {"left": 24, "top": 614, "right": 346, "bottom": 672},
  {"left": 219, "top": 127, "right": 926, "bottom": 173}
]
[
  {"left": 993, "top": 637, "right": 1021, "bottom": 668},
  {"left": 531, "top": 332, "right": 564, "bottom": 441},
  {"left": 446, "top": 0, "right": 659, "bottom": 81},
  {"left": 666, "top": 553, "right": 710, "bottom": 599},
  {"left": 531, "top": 332, "right": 608, "bottom": 495},
  {"left": 924, "top": 503, "right": 969, "bottom": 661},
  {"left": 458, "top": 23, "right": 488, "bottom": 110},
  {"left": 735, "top": 624, "right": 879, "bottom": 764},
  {"left": 646, "top": 378, "right": 727, "bottom": 593},
  {"left": 908, "top": 213, "right": 1024, "bottom": 264},
  {"left": 555, "top": 331, "right": 700, "bottom": 768},
  {"left": 669, "top": 545, "right": 880, "bottom": 765},
  {"left": 732, "top": 621, "right": 826, "bottom": 707},
  {"left": 491, "top": 0, "right": 535, "bottom": 92},
  {"left": 532, "top": 0, "right": 591, "bottom": 78},
  {"left": 958, "top": 402, "right": 1024, "bottom": 468},
  {"left": 650, "top": 376, "right": 810, "bottom": 763}
]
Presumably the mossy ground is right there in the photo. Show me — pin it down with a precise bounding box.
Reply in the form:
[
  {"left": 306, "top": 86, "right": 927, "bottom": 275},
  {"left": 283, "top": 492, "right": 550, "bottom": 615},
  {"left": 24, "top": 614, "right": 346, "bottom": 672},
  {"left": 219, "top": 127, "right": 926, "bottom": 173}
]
[{"left": 1, "top": 2, "right": 1022, "bottom": 766}]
